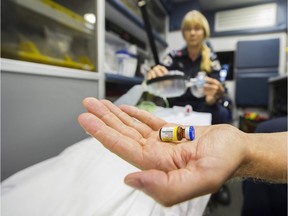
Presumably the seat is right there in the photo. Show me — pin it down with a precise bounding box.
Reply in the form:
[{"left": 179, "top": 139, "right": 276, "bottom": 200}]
[{"left": 235, "top": 38, "right": 280, "bottom": 107}]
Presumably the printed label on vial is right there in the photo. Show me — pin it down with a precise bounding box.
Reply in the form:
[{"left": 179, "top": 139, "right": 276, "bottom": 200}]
[{"left": 160, "top": 127, "right": 178, "bottom": 141}]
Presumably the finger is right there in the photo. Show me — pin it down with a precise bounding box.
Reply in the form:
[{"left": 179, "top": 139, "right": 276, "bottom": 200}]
[
  {"left": 78, "top": 113, "right": 143, "bottom": 167},
  {"left": 204, "top": 83, "right": 218, "bottom": 92},
  {"left": 147, "top": 70, "right": 156, "bottom": 80},
  {"left": 149, "top": 69, "right": 161, "bottom": 79},
  {"left": 204, "top": 84, "right": 224, "bottom": 97},
  {"left": 101, "top": 100, "right": 154, "bottom": 138},
  {"left": 124, "top": 168, "right": 222, "bottom": 207},
  {"left": 205, "top": 77, "right": 219, "bottom": 85},
  {"left": 205, "top": 77, "right": 224, "bottom": 92},
  {"left": 120, "top": 105, "right": 167, "bottom": 131},
  {"left": 147, "top": 65, "right": 168, "bottom": 80},
  {"left": 155, "top": 65, "right": 168, "bottom": 77},
  {"left": 82, "top": 97, "right": 143, "bottom": 140}
]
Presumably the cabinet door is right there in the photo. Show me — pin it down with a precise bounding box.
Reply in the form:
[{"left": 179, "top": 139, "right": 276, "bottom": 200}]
[
  {"left": 1, "top": 0, "right": 98, "bottom": 71},
  {"left": 104, "top": 0, "right": 169, "bottom": 80},
  {"left": 106, "top": 0, "right": 168, "bottom": 50}
]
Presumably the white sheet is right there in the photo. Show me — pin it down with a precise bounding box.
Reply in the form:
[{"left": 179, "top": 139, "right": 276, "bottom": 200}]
[
  {"left": 2, "top": 107, "right": 211, "bottom": 216},
  {"left": 2, "top": 137, "right": 210, "bottom": 216}
]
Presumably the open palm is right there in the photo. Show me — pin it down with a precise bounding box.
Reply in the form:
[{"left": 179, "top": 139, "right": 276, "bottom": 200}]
[{"left": 78, "top": 98, "right": 246, "bottom": 206}]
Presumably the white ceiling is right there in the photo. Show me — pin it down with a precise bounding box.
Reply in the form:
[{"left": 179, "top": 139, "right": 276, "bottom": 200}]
[
  {"left": 171, "top": 0, "right": 277, "bottom": 10},
  {"left": 197, "top": 0, "right": 276, "bottom": 10}
]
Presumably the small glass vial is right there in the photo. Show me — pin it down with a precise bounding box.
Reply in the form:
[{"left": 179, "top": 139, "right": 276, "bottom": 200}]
[{"left": 159, "top": 126, "right": 195, "bottom": 142}]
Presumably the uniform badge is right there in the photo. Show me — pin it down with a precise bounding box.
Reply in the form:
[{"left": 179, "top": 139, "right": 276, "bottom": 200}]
[
  {"left": 211, "top": 60, "right": 221, "bottom": 71},
  {"left": 162, "top": 55, "right": 173, "bottom": 67},
  {"left": 210, "top": 52, "right": 217, "bottom": 61}
]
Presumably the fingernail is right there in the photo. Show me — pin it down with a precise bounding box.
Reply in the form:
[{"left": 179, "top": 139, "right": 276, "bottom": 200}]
[{"left": 124, "top": 178, "right": 143, "bottom": 190}]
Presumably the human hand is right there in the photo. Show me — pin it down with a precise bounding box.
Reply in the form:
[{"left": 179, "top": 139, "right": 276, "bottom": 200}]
[
  {"left": 204, "top": 77, "right": 225, "bottom": 105},
  {"left": 147, "top": 65, "right": 168, "bottom": 80},
  {"left": 78, "top": 98, "right": 247, "bottom": 206}
]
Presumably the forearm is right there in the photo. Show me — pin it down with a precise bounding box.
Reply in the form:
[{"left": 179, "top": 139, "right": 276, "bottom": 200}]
[
  {"left": 235, "top": 132, "right": 287, "bottom": 183},
  {"left": 205, "top": 96, "right": 217, "bottom": 106}
]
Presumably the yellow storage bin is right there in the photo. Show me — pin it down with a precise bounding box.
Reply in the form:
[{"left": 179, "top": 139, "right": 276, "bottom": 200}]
[{"left": 17, "top": 41, "right": 95, "bottom": 71}]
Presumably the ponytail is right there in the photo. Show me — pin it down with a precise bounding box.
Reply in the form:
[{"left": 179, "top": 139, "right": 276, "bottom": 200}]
[{"left": 201, "top": 43, "right": 212, "bottom": 73}]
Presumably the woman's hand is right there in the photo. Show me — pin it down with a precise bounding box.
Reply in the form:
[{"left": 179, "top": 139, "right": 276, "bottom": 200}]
[
  {"left": 204, "top": 77, "right": 225, "bottom": 105},
  {"left": 78, "top": 97, "right": 247, "bottom": 206},
  {"left": 147, "top": 65, "right": 168, "bottom": 80}
]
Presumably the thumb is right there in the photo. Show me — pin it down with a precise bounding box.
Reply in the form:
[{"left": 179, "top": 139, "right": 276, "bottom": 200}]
[{"left": 124, "top": 169, "right": 209, "bottom": 207}]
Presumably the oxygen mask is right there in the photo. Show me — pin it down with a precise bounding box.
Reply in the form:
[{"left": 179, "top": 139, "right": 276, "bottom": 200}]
[{"left": 146, "top": 71, "right": 206, "bottom": 98}]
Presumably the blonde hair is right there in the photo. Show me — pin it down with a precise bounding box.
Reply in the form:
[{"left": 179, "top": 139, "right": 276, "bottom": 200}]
[{"left": 181, "top": 10, "right": 212, "bottom": 73}]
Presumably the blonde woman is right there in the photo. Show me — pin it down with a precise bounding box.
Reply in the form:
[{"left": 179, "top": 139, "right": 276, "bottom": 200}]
[{"left": 147, "top": 10, "right": 228, "bottom": 124}]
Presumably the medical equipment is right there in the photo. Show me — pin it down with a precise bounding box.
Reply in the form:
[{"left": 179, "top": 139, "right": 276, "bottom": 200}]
[
  {"left": 159, "top": 126, "right": 195, "bottom": 142},
  {"left": 114, "top": 71, "right": 207, "bottom": 107},
  {"left": 146, "top": 71, "right": 207, "bottom": 98}
]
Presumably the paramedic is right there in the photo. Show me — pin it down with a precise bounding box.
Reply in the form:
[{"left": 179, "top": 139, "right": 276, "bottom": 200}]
[{"left": 147, "top": 10, "right": 229, "bottom": 124}]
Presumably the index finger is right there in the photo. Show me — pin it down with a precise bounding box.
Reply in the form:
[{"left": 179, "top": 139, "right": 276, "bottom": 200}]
[
  {"left": 120, "top": 105, "right": 167, "bottom": 131},
  {"left": 147, "top": 65, "right": 168, "bottom": 80},
  {"left": 205, "top": 77, "right": 220, "bottom": 85},
  {"left": 82, "top": 97, "right": 143, "bottom": 140},
  {"left": 101, "top": 99, "right": 156, "bottom": 138},
  {"left": 78, "top": 112, "right": 144, "bottom": 168},
  {"left": 154, "top": 65, "right": 168, "bottom": 76}
]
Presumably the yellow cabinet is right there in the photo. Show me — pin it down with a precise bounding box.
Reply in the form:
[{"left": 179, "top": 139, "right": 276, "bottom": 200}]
[{"left": 2, "top": 0, "right": 102, "bottom": 72}]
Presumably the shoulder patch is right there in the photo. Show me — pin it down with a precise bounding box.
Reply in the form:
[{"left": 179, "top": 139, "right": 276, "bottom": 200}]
[
  {"left": 162, "top": 55, "right": 173, "bottom": 67},
  {"left": 211, "top": 60, "right": 221, "bottom": 71},
  {"left": 170, "top": 50, "right": 178, "bottom": 58},
  {"left": 210, "top": 52, "right": 218, "bottom": 61},
  {"left": 177, "top": 50, "right": 182, "bottom": 57}
]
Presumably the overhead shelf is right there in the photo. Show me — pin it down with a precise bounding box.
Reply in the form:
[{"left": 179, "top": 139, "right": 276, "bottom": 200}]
[
  {"left": 12, "top": 0, "right": 94, "bottom": 35},
  {"left": 106, "top": 0, "right": 168, "bottom": 49},
  {"left": 105, "top": 31, "right": 150, "bottom": 58},
  {"left": 1, "top": 58, "right": 101, "bottom": 80}
]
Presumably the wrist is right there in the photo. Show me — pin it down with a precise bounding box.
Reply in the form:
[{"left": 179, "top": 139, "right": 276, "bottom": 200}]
[
  {"left": 205, "top": 96, "right": 217, "bottom": 105},
  {"left": 234, "top": 132, "right": 287, "bottom": 182},
  {"left": 232, "top": 131, "right": 251, "bottom": 178}
]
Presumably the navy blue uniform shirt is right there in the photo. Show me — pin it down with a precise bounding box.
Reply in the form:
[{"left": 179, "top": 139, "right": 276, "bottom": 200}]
[{"left": 160, "top": 45, "right": 221, "bottom": 107}]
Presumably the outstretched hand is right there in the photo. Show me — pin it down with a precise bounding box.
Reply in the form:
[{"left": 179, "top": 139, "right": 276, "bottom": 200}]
[{"left": 78, "top": 97, "right": 247, "bottom": 206}]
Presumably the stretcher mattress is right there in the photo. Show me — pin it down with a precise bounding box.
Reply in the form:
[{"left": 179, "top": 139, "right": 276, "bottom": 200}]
[
  {"left": 2, "top": 107, "right": 211, "bottom": 216},
  {"left": 2, "top": 138, "right": 210, "bottom": 216}
]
